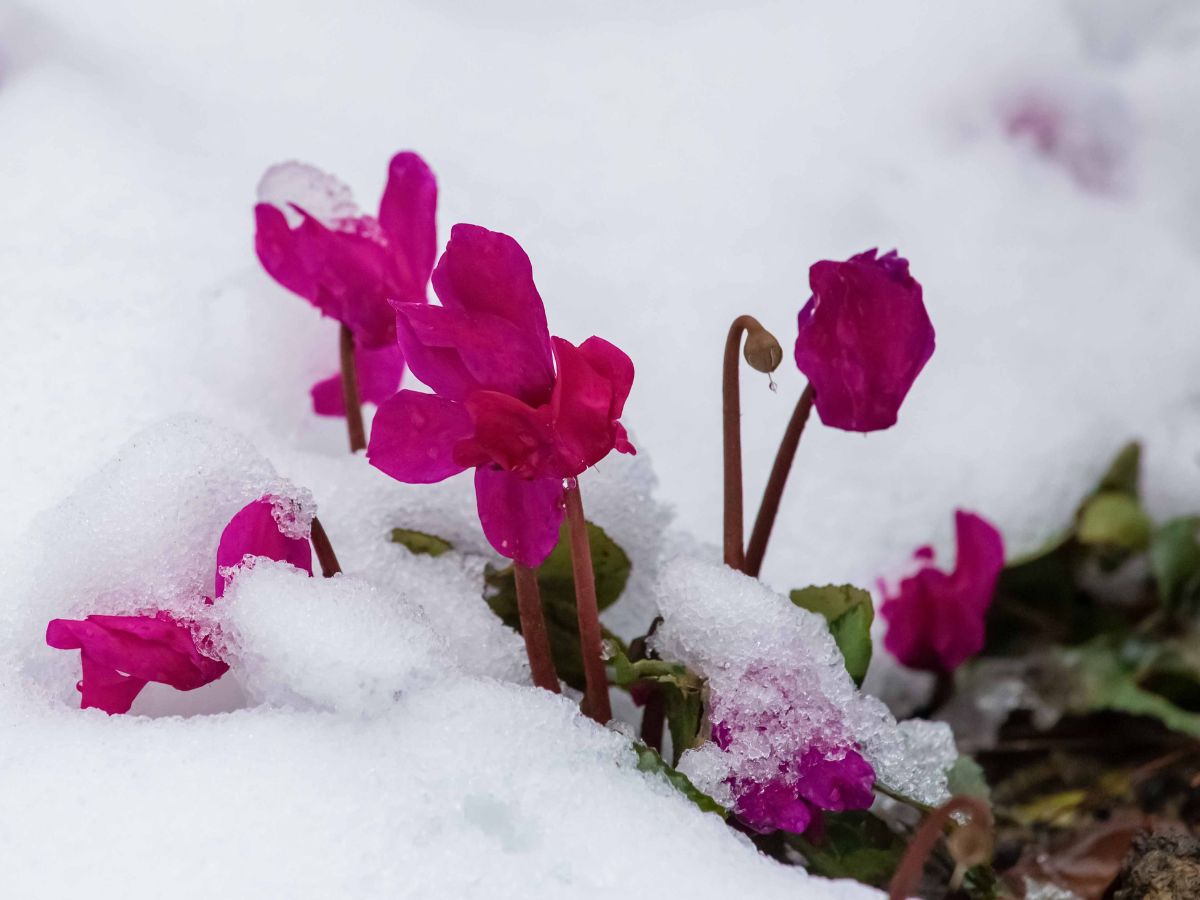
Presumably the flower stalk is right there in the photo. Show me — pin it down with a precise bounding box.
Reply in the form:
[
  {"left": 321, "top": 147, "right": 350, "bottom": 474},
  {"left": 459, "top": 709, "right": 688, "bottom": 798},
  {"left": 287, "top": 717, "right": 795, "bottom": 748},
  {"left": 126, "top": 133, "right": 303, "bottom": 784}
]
[
  {"left": 339, "top": 324, "right": 367, "bottom": 453},
  {"left": 309, "top": 517, "right": 342, "bottom": 577},
  {"left": 723, "top": 315, "right": 782, "bottom": 572},
  {"left": 887, "top": 795, "right": 993, "bottom": 900},
  {"left": 513, "top": 562, "right": 561, "bottom": 693},
  {"left": 639, "top": 685, "right": 666, "bottom": 753},
  {"left": 744, "top": 384, "right": 815, "bottom": 577},
  {"left": 564, "top": 483, "right": 613, "bottom": 723}
]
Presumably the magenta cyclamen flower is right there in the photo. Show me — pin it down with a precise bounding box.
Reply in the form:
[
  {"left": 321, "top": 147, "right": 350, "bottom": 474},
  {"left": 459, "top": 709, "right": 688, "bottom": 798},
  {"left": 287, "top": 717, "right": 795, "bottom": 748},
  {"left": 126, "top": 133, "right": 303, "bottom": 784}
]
[
  {"left": 368, "top": 224, "right": 635, "bottom": 567},
  {"left": 47, "top": 497, "right": 314, "bottom": 715},
  {"left": 254, "top": 152, "right": 437, "bottom": 416},
  {"left": 706, "top": 671, "right": 876, "bottom": 834},
  {"left": 880, "top": 510, "right": 1005, "bottom": 674},
  {"left": 794, "top": 249, "right": 934, "bottom": 432}
]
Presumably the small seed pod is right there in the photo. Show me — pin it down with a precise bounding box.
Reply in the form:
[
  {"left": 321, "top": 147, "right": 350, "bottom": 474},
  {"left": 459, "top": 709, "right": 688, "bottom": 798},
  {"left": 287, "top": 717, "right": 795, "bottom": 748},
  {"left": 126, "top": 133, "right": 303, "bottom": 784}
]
[
  {"left": 743, "top": 324, "right": 783, "bottom": 374},
  {"left": 946, "top": 812, "right": 993, "bottom": 888}
]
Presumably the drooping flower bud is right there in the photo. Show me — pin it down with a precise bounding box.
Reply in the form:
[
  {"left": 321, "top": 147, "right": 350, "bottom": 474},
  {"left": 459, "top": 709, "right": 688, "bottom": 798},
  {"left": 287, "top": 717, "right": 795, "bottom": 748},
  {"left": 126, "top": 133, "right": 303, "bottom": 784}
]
[
  {"left": 794, "top": 248, "right": 934, "bottom": 432},
  {"left": 742, "top": 322, "right": 783, "bottom": 374}
]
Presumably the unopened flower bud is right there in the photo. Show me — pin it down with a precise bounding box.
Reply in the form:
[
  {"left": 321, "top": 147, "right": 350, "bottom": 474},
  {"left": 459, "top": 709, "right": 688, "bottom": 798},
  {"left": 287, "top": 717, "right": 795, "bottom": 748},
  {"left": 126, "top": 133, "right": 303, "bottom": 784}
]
[
  {"left": 946, "top": 814, "right": 993, "bottom": 888},
  {"left": 743, "top": 325, "right": 783, "bottom": 374}
]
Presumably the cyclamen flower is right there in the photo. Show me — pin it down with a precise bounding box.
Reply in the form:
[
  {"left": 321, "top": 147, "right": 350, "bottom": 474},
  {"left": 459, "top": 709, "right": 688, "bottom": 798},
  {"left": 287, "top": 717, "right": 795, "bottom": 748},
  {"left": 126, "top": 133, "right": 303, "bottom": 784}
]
[
  {"left": 254, "top": 152, "right": 437, "bottom": 415},
  {"left": 794, "top": 248, "right": 934, "bottom": 432},
  {"left": 880, "top": 510, "right": 1005, "bottom": 674},
  {"left": 47, "top": 497, "right": 313, "bottom": 714},
  {"left": 703, "top": 667, "right": 876, "bottom": 834},
  {"left": 368, "top": 224, "right": 635, "bottom": 567}
]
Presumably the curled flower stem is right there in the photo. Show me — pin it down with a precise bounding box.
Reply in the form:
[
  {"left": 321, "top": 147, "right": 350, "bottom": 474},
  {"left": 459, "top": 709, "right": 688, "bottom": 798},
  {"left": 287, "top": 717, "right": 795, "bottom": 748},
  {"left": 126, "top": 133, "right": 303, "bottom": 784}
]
[
  {"left": 723, "top": 315, "right": 781, "bottom": 571},
  {"left": 514, "top": 563, "right": 561, "bottom": 694},
  {"left": 887, "top": 795, "right": 993, "bottom": 900},
  {"left": 339, "top": 324, "right": 367, "bottom": 453},
  {"left": 309, "top": 517, "right": 342, "bottom": 577},
  {"left": 744, "top": 383, "right": 815, "bottom": 577},
  {"left": 564, "top": 483, "right": 613, "bottom": 723}
]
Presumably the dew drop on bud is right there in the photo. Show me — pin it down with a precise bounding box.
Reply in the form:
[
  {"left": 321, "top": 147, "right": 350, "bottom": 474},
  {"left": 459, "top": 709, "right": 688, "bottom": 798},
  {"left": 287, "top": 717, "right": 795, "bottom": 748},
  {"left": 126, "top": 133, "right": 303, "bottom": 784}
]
[{"left": 562, "top": 476, "right": 578, "bottom": 491}]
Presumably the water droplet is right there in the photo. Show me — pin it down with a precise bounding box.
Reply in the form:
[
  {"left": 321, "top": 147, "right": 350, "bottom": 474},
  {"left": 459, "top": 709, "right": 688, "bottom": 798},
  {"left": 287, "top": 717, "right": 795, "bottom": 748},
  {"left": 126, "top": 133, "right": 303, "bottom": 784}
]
[
  {"left": 768, "top": 374, "right": 778, "bottom": 393},
  {"left": 562, "top": 476, "right": 578, "bottom": 491}
]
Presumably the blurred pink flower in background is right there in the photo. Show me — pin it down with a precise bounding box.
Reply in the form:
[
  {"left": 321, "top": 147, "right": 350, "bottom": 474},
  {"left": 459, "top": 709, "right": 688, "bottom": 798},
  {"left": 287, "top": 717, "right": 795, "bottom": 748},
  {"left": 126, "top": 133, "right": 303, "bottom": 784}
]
[{"left": 880, "top": 509, "right": 1005, "bottom": 674}]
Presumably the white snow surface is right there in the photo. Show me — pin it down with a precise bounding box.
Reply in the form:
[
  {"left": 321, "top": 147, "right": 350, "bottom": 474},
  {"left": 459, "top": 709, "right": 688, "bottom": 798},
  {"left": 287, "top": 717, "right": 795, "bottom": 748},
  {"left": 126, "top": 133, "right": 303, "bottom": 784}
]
[{"left": 4, "top": 0, "right": 1200, "bottom": 897}]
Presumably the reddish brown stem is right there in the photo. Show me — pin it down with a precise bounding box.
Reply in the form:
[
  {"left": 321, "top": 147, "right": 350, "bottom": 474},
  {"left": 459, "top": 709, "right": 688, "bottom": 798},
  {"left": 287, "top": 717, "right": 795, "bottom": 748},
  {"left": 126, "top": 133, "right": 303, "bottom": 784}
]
[
  {"left": 888, "top": 795, "right": 992, "bottom": 900},
  {"left": 564, "top": 483, "right": 613, "bottom": 723},
  {"left": 514, "top": 563, "right": 561, "bottom": 694},
  {"left": 640, "top": 684, "right": 666, "bottom": 754},
  {"left": 340, "top": 324, "right": 366, "bottom": 453},
  {"left": 744, "top": 384, "right": 815, "bottom": 577},
  {"left": 722, "top": 316, "right": 757, "bottom": 571},
  {"left": 310, "top": 517, "right": 342, "bottom": 577}
]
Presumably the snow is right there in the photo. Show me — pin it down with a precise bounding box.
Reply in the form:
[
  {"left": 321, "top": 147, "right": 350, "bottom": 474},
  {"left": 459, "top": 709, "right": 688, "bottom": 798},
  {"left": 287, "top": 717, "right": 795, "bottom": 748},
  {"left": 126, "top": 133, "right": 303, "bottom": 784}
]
[{"left": 4, "top": 0, "right": 1200, "bottom": 896}]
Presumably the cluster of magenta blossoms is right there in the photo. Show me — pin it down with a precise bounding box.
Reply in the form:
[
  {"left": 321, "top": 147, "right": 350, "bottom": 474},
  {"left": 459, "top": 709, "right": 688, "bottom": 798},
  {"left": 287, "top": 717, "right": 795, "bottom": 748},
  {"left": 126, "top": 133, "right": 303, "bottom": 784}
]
[
  {"left": 46, "top": 497, "right": 313, "bottom": 714},
  {"left": 254, "top": 152, "right": 437, "bottom": 419},
  {"left": 367, "top": 223, "right": 635, "bottom": 568},
  {"left": 880, "top": 510, "right": 1005, "bottom": 674}
]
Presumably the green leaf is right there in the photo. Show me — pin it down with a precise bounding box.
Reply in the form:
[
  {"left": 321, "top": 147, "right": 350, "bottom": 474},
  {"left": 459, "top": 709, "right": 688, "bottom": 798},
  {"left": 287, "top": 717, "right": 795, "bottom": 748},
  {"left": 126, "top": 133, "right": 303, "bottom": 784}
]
[
  {"left": 1150, "top": 517, "right": 1200, "bottom": 617},
  {"left": 1096, "top": 441, "right": 1141, "bottom": 497},
  {"left": 789, "top": 585, "right": 874, "bottom": 686},
  {"left": 388, "top": 528, "right": 453, "bottom": 557},
  {"left": 1064, "top": 638, "right": 1200, "bottom": 738},
  {"left": 1076, "top": 492, "right": 1152, "bottom": 553},
  {"left": 609, "top": 648, "right": 705, "bottom": 766},
  {"left": 632, "top": 743, "right": 726, "bottom": 818},
  {"left": 484, "top": 520, "right": 631, "bottom": 691},
  {"left": 946, "top": 755, "right": 991, "bottom": 801},
  {"left": 787, "top": 811, "right": 905, "bottom": 887}
]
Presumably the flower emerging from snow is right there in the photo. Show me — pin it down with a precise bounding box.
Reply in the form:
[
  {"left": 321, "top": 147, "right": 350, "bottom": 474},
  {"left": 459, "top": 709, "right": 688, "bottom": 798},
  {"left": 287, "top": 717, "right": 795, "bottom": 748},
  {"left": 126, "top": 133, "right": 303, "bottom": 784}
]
[
  {"left": 793, "top": 248, "right": 934, "bottom": 432},
  {"left": 880, "top": 510, "right": 1005, "bottom": 674},
  {"left": 47, "top": 496, "right": 314, "bottom": 714},
  {"left": 367, "top": 223, "right": 635, "bottom": 567},
  {"left": 254, "top": 151, "right": 437, "bottom": 416},
  {"left": 707, "top": 669, "right": 877, "bottom": 834}
]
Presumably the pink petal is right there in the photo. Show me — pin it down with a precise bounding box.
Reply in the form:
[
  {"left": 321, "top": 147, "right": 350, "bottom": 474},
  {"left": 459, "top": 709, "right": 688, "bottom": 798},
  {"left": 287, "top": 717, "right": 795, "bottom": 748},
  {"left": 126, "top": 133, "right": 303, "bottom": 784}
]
[
  {"left": 548, "top": 337, "right": 625, "bottom": 476},
  {"left": 473, "top": 467, "right": 564, "bottom": 567},
  {"left": 367, "top": 390, "right": 474, "bottom": 484},
  {"left": 950, "top": 510, "right": 1007, "bottom": 609},
  {"left": 460, "top": 390, "right": 557, "bottom": 477},
  {"left": 254, "top": 203, "right": 397, "bottom": 348},
  {"left": 46, "top": 614, "right": 229, "bottom": 715},
  {"left": 215, "top": 497, "right": 313, "bottom": 599},
  {"left": 311, "top": 342, "right": 406, "bottom": 416},
  {"left": 430, "top": 223, "right": 553, "bottom": 366},
  {"left": 78, "top": 652, "right": 148, "bottom": 715},
  {"left": 880, "top": 509, "right": 1004, "bottom": 673},
  {"left": 793, "top": 748, "right": 876, "bottom": 812},
  {"left": 378, "top": 151, "right": 438, "bottom": 301},
  {"left": 394, "top": 303, "right": 555, "bottom": 405},
  {"left": 577, "top": 336, "right": 635, "bottom": 420}
]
